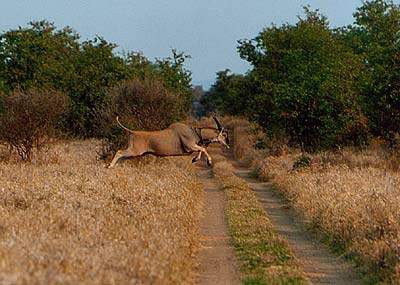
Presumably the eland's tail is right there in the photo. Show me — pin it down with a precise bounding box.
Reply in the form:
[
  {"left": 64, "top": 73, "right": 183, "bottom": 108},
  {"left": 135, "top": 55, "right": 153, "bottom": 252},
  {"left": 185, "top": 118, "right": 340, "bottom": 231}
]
[{"left": 116, "top": 117, "right": 135, "bottom": 133}]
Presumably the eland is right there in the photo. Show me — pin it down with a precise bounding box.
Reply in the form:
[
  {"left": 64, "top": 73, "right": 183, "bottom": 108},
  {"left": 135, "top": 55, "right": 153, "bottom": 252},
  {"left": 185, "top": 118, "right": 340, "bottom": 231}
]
[{"left": 107, "top": 116, "right": 229, "bottom": 168}]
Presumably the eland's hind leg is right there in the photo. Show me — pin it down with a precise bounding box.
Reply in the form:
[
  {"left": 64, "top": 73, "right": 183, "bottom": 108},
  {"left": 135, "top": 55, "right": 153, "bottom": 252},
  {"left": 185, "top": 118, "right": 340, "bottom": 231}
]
[
  {"left": 108, "top": 150, "right": 123, "bottom": 168},
  {"left": 108, "top": 149, "right": 143, "bottom": 168}
]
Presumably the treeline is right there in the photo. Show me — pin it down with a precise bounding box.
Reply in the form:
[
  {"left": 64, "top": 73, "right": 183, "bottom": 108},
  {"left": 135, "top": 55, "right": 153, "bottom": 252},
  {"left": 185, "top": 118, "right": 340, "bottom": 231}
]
[
  {"left": 205, "top": 0, "right": 400, "bottom": 151},
  {"left": 0, "top": 21, "right": 192, "bottom": 160}
]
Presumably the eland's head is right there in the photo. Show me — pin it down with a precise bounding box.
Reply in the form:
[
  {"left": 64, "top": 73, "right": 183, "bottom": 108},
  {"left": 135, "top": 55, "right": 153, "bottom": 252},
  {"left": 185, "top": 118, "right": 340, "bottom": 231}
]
[{"left": 212, "top": 116, "right": 230, "bottom": 149}]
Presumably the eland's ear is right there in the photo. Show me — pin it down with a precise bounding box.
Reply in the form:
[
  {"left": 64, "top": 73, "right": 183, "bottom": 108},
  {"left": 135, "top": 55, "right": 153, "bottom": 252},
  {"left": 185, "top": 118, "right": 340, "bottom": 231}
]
[{"left": 212, "top": 116, "right": 223, "bottom": 131}]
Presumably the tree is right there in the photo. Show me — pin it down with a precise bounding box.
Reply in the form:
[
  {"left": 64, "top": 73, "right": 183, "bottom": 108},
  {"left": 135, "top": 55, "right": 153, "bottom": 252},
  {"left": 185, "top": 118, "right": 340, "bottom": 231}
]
[
  {"left": 235, "top": 8, "right": 366, "bottom": 150},
  {"left": 154, "top": 49, "right": 193, "bottom": 117},
  {"left": 343, "top": 0, "right": 400, "bottom": 142},
  {"left": 0, "top": 21, "right": 79, "bottom": 91},
  {"left": 0, "top": 89, "right": 69, "bottom": 161},
  {"left": 0, "top": 21, "right": 194, "bottom": 137},
  {"left": 95, "top": 77, "right": 189, "bottom": 158},
  {"left": 204, "top": 69, "right": 256, "bottom": 117},
  {"left": 65, "top": 37, "right": 131, "bottom": 136},
  {"left": 0, "top": 21, "right": 129, "bottom": 136}
]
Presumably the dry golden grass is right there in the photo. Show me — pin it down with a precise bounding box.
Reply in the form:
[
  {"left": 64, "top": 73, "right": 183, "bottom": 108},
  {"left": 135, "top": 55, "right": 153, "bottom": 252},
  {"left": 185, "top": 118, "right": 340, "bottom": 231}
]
[
  {"left": 259, "top": 151, "right": 400, "bottom": 283},
  {"left": 0, "top": 140, "right": 203, "bottom": 285},
  {"left": 227, "top": 117, "right": 400, "bottom": 283}
]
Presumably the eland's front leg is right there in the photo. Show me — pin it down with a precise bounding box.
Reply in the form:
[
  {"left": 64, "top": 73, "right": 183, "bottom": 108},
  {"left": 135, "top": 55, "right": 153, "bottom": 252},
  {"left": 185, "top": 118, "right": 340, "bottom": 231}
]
[
  {"left": 191, "top": 144, "right": 212, "bottom": 166},
  {"left": 192, "top": 150, "right": 202, "bottom": 163}
]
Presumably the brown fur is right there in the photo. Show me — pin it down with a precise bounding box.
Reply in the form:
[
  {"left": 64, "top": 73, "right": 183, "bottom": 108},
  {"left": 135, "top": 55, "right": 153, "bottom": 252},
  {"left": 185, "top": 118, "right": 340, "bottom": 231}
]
[{"left": 108, "top": 117, "right": 228, "bottom": 168}]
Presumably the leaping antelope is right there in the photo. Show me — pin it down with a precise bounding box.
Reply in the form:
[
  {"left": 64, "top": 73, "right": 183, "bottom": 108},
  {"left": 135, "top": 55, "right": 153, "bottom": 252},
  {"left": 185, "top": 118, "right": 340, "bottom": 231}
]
[{"left": 107, "top": 116, "right": 229, "bottom": 168}]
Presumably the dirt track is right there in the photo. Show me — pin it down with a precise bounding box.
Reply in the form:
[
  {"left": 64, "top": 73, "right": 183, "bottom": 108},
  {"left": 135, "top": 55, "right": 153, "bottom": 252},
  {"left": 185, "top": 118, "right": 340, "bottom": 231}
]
[
  {"left": 196, "top": 164, "right": 240, "bottom": 285},
  {"left": 195, "top": 145, "right": 361, "bottom": 285}
]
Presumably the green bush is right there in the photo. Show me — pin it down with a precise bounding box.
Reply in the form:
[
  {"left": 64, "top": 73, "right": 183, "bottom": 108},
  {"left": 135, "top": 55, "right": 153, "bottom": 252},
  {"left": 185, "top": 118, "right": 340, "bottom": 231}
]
[
  {"left": 0, "top": 21, "right": 130, "bottom": 136},
  {"left": 241, "top": 8, "right": 366, "bottom": 151},
  {"left": 203, "top": 70, "right": 255, "bottom": 116}
]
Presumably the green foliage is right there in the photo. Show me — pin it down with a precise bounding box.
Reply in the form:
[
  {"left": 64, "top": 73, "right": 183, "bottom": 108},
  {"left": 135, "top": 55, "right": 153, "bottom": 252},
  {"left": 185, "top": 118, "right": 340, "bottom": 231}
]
[
  {"left": 342, "top": 0, "right": 400, "bottom": 142},
  {"left": 125, "top": 51, "right": 154, "bottom": 79},
  {"left": 208, "top": 1, "right": 400, "bottom": 150},
  {"left": 204, "top": 69, "right": 256, "bottom": 116},
  {"left": 0, "top": 21, "right": 193, "bottom": 137},
  {"left": 247, "top": 8, "right": 365, "bottom": 150},
  {"left": 65, "top": 37, "right": 131, "bottom": 136},
  {"left": 154, "top": 49, "right": 193, "bottom": 116},
  {"left": 0, "top": 21, "right": 79, "bottom": 91},
  {"left": 208, "top": 8, "right": 367, "bottom": 151}
]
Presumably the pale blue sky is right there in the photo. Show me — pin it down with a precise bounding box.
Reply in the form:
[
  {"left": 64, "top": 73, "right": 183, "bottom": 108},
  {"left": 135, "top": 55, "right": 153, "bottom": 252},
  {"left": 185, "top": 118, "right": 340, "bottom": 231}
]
[{"left": 0, "top": 1, "right": 394, "bottom": 88}]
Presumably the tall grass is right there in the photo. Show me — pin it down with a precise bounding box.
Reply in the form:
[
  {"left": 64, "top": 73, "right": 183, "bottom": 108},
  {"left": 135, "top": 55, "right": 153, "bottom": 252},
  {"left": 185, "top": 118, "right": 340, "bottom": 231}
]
[
  {"left": 0, "top": 140, "right": 202, "bottom": 284},
  {"left": 228, "top": 117, "right": 400, "bottom": 283}
]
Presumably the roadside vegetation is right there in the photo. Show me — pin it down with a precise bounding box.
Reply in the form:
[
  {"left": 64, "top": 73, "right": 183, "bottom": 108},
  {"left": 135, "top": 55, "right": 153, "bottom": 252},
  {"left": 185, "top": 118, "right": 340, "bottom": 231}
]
[
  {"left": 205, "top": 0, "right": 400, "bottom": 150},
  {"left": 0, "top": 19, "right": 203, "bottom": 285},
  {"left": 210, "top": 149, "right": 307, "bottom": 284},
  {"left": 203, "top": 2, "right": 400, "bottom": 282},
  {"left": 0, "top": 20, "right": 194, "bottom": 161},
  {"left": 0, "top": 140, "right": 203, "bottom": 284},
  {"left": 223, "top": 117, "right": 400, "bottom": 283},
  {"left": 255, "top": 146, "right": 400, "bottom": 283},
  {"left": 0, "top": 20, "right": 192, "bottom": 139}
]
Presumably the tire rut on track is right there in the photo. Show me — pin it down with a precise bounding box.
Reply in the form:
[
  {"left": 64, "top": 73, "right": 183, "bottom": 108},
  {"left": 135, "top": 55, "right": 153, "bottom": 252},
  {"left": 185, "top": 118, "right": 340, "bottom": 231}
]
[
  {"left": 196, "top": 163, "right": 240, "bottom": 285},
  {"left": 232, "top": 162, "right": 361, "bottom": 285}
]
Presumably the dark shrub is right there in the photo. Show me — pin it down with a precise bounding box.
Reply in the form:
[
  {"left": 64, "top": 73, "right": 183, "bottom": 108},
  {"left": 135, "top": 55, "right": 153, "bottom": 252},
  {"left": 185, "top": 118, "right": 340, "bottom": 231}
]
[
  {"left": 0, "top": 89, "right": 69, "bottom": 161},
  {"left": 95, "top": 78, "right": 186, "bottom": 159},
  {"left": 292, "top": 154, "right": 312, "bottom": 171}
]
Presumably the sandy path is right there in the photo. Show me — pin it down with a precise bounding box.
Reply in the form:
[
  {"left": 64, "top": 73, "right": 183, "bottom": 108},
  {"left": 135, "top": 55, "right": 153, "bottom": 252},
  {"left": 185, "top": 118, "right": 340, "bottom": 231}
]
[
  {"left": 232, "top": 164, "right": 361, "bottom": 285},
  {"left": 196, "top": 164, "right": 240, "bottom": 285}
]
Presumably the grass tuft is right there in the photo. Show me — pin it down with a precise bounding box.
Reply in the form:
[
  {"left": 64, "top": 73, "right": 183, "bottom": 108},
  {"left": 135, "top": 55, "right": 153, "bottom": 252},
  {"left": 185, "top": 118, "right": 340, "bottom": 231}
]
[{"left": 227, "top": 117, "right": 400, "bottom": 283}]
